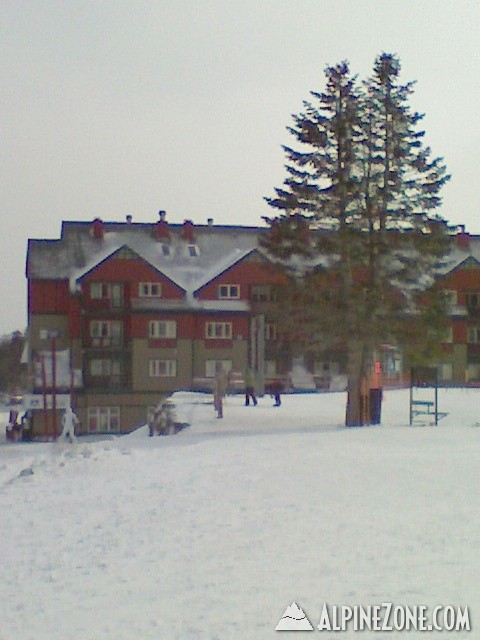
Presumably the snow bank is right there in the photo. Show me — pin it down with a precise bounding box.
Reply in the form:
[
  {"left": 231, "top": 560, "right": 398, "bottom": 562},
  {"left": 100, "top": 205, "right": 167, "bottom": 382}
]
[{"left": 1, "top": 388, "right": 479, "bottom": 639}]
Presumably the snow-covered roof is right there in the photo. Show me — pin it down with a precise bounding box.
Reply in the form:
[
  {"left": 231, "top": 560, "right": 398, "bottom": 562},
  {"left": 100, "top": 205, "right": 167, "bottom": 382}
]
[
  {"left": 27, "top": 220, "right": 267, "bottom": 299},
  {"left": 26, "top": 220, "right": 480, "bottom": 295}
]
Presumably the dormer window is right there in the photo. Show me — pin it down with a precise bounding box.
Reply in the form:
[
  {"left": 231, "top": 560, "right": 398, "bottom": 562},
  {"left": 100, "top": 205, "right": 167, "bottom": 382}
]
[
  {"left": 139, "top": 282, "right": 162, "bottom": 298},
  {"left": 218, "top": 284, "right": 240, "bottom": 299}
]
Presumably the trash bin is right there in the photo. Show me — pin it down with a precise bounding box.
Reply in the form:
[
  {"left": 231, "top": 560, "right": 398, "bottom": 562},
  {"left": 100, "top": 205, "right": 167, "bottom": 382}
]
[{"left": 369, "top": 388, "right": 382, "bottom": 425}]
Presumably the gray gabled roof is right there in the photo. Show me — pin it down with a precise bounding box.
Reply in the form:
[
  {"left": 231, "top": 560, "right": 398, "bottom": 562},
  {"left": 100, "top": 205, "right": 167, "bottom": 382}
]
[
  {"left": 26, "top": 219, "right": 480, "bottom": 295},
  {"left": 27, "top": 220, "right": 268, "bottom": 298}
]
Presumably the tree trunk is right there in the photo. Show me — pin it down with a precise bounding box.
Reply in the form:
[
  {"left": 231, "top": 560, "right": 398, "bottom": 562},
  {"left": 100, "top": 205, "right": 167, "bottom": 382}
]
[{"left": 345, "top": 341, "right": 368, "bottom": 427}]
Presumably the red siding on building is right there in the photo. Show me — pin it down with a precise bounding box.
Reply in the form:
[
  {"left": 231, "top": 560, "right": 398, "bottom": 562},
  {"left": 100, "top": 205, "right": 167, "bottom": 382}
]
[
  {"left": 29, "top": 280, "right": 70, "bottom": 314},
  {"left": 81, "top": 257, "right": 185, "bottom": 299},
  {"left": 196, "top": 258, "right": 285, "bottom": 300},
  {"left": 442, "top": 266, "right": 480, "bottom": 299},
  {"left": 130, "top": 314, "right": 194, "bottom": 339},
  {"left": 131, "top": 314, "right": 249, "bottom": 341},
  {"left": 68, "top": 297, "right": 82, "bottom": 338}
]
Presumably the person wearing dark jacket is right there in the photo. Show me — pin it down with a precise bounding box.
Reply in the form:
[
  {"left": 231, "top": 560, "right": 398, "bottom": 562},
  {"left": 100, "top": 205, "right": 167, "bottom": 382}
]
[{"left": 244, "top": 367, "right": 257, "bottom": 406}]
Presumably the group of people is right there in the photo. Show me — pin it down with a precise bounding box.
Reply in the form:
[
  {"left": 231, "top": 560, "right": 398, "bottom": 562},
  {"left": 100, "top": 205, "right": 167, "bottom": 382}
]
[
  {"left": 5, "top": 406, "right": 79, "bottom": 442},
  {"left": 5, "top": 410, "right": 30, "bottom": 442},
  {"left": 148, "top": 399, "right": 179, "bottom": 436},
  {"left": 213, "top": 366, "right": 283, "bottom": 419}
]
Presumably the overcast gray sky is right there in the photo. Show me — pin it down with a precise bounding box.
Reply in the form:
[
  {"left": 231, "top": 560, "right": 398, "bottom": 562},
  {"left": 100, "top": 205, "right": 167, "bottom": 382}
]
[{"left": 1, "top": 0, "right": 479, "bottom": 335}]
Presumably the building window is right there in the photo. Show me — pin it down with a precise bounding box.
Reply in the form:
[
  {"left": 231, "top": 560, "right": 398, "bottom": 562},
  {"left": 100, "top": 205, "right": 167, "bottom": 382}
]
[
  {"left": 467, "top": 363, "right": 480, "bottom": 381},
  {"left": 468, "top": 326, "right": 480, "bottom": 344},
  {"left": 218, "top": 284, "right": 240, "bottom": 299},
  {"left": 251, "top": 285, "right": 276, "bottom": 302},
  {"left": 87, "top": 407, "right": 120, "bottom": 432},
  {"left": 443, "top": 290, "right": 457, "bottom": 308},
  {"left": 205, "top": 322, "right": 232, "bottom": 339},
  {"left": 149, "top": 359, "right": 177, "bottom": 377},
  {"left": 148, "top": 320, "right": 177, "bottom": 339},
  {"left": 264, "top": 360, "right": 277, "bottom": 377},
  {"left": 205, "top": 360, "right": 232, "bottom": 377},
  {"left": 187, "top": 244, "right": 199, "bottom": 257},
  {"left": 90, "top": 282, "right": 108, "bottom": 299},
  {"left": 265, "top": 322, "right": 277, "bottom": 341},
  {"left": 90, "top": 282, "right": 123, "bottom": 307},
  {"left": 89, "top": 359, "right": 121, "bottom": 377},
  {"left": 115, "top": 247, "right": 136, "bottom": 260},
  {"left": 465, "top": 292, "right": 480, "bottom": 309},
  {"left": 139, "top": 282, "right": 162, "bottom": 297},
  {"left": 437, "top": 363, "right": 453, "bottom": 382},
  {"left": 90, "top": 320, "right": 123, "bottom": 346},
  {"left": 467, "top": 327, "right": 480, "bottom": 344},
  {"left": 442, "top": 326, "right": 453, "bottom": 343}
]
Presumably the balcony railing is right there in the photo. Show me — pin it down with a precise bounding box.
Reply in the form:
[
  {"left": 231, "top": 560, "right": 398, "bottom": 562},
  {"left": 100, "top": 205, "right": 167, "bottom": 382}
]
[{"left": 130, "top": 298, "right": 187, "bottom": 311}]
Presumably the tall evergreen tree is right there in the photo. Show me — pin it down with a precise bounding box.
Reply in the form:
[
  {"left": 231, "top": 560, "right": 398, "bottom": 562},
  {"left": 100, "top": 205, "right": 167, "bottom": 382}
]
[
  {"left": 0, "top": 331, "right": 25, "bottom": 393},
  {"left": 262, "top": 54, "right": 450, "bottom": 426}
]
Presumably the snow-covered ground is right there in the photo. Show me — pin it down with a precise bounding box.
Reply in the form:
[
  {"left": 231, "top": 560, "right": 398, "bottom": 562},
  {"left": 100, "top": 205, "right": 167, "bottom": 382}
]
[{"left": 1, "top": 388, "right": 479, "bottom": 639}]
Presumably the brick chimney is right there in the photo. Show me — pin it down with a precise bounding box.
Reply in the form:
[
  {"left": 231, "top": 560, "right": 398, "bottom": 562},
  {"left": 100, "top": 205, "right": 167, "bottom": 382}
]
[
  {"left": 91, "top": 218, "right": 104, "bottom": 240},
  {"left": 182, "top": 219, "right": 195, "bottom": 242},
  {"left": 457, "top": 225, "right": 470, "bottom": 251},
  {"left": 154, "top": 210, "right": 170, "bottom": 241}
]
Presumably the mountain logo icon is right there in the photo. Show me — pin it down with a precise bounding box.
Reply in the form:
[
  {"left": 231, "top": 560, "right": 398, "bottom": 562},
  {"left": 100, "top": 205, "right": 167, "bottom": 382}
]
[{"left": 275, "top": 602, "right": 314, "bottom": 631}]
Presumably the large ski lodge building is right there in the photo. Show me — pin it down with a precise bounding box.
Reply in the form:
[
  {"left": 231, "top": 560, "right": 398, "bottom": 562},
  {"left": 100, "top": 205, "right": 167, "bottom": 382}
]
[{"left": 25, "top": 214, "right": 480, "bottom": 437}]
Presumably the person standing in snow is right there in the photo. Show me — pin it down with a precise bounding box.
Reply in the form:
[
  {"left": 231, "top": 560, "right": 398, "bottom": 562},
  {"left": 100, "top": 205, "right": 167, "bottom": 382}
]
[
  {"left": 214, "top": 363, "right": 228, "bottom": 418},
  {"left": 271, "top": 379, "right": 283, "bottom": 407},
  {"left": 244, "top": 366, "right": 257, "bottom": 406},
  {"left": 61, "top": 406, "right": 79, "bottom": 442}
]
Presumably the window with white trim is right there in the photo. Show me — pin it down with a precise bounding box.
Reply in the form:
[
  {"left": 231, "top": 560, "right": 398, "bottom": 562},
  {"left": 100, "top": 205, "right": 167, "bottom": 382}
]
[
  {"left": 149, "top": 359, "right": 177, "bottom": 377},
  {"left": 205, "top": 321, "right": 232, "bottom": 339},
  {"left": 205, "top": 360, "right": 232, "bottom": 378},
  {"left": 251, "top": 285, "right": 277, "bottom": 302},
  {"left": 89, "top": 359, "right": 121, "bottom": 377},
  {"left": 90, "top": 282, "right": 123, "bottom": 306},
  {"left": 90, "top": 282, "right": 109, "bottom": 299},
  {"left": 265, "top": 322, "right": 277, "bottom": 341},
  {"left": 218, "top": 284, "right": 240, "bottom": 299},
  {"left": 87, "top": 406, "right": 120, "bottom": 432},
  {"left": 443, "top": 290, "right": 457, "bottom": 308},
  {"left": 467, "top": 363, "right": 480, "bottom": 381},
  {"left": 90, "top": 320, "right": 123, "bottom": 346},
  {"left": 139, "top": 282, "right": 162, "bottom": 297},
  {"left": 442, "top": 326, "right": 453, "bottom": 343},
  {"left": 437, "top": 363, "right": 453, "bottom": 382},
  {"left": 465, "top": 292, "right": 480, "bottom": 309},
  {"left": 148, "top": 320, "right": 177, "bottom": 339},
  {"left": 264, "top": 360, "right": 277, "bottom": 377},
  {"left": 468, "top": 326, "right": 480, "bottom": 343}
]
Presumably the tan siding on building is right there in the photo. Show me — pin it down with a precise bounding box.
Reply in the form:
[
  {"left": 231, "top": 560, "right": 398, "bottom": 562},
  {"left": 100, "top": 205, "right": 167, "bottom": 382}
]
[{"left": 131, "top": 338, "right": 193, "bottom": 392}]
